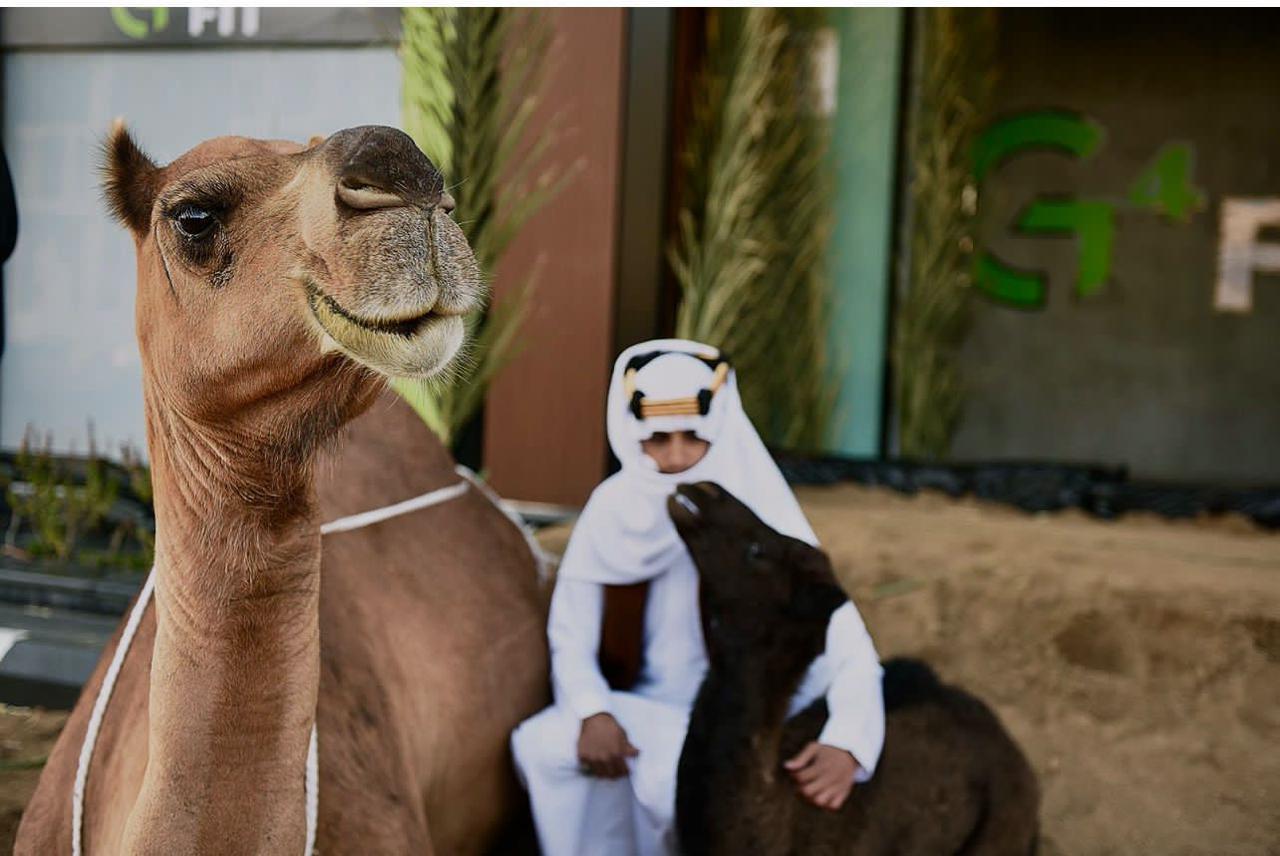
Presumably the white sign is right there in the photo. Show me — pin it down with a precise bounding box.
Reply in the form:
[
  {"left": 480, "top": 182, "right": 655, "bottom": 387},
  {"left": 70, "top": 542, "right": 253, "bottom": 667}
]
[
  {"left": 1215, "top": 197, "right": 1280, "bottom": 313},
  {"left": 188, "top": 8, "right": 261, "bottom": 39},
  {"left": 810, "top": 28, "right": 839, "bottom": 118}
]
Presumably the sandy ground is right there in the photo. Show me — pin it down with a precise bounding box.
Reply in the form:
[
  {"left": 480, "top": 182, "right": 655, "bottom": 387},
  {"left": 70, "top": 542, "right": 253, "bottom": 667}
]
[
  {"left": 791, "top": 485, "right": 1280, "bottom": 856},
  {"left": 1, "top": 484, "right": 1276, "bottom": 854}
]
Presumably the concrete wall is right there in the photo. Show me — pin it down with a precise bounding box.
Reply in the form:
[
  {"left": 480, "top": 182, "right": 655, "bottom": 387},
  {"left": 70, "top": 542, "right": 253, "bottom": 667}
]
[{"left": 953, "top": 10, "right": 1280, "bottom": 484}]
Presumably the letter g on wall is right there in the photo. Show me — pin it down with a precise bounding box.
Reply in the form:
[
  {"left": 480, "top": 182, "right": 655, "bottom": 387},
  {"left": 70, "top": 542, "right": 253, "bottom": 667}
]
[{"left": 971, "top": 110, "right": 1110, "bottom": 310}]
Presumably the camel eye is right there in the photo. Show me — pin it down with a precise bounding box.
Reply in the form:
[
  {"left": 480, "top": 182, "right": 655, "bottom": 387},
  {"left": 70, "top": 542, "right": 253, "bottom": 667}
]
[
  {"left": 746, "top": 542, "right": 765, "bottom": 563},
  {"left": 174, "top": 205, "right": 215, "bottom": 239}
]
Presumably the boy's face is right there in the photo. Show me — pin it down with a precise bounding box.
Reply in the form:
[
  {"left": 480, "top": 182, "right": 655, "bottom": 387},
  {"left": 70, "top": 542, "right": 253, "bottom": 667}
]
[{"left": 641, "top": 430, "right": 711, "bottom": 474}]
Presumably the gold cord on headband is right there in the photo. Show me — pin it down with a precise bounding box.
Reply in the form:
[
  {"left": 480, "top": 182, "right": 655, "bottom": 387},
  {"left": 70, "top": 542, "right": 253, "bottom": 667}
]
[{"left": 625, "top": 353, "right": 731, "bottom": 421}]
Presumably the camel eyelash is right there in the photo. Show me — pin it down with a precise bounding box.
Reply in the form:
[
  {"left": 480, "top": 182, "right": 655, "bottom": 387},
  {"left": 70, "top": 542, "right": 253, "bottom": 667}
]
[
  {"left": 162, "top": 175, "right": 243, "bottom": 212},
  {"left": 161, "top": 201, "right": 227, "bottom": 226},
  {"left": 161, "top": 208, "right": 226, "bottom": 275}
]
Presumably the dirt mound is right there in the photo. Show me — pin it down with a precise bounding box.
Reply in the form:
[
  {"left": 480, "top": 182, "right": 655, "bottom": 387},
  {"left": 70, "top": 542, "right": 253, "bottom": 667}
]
[{"left": 799, "top": 484, "right": 1280, "bottom": 856}]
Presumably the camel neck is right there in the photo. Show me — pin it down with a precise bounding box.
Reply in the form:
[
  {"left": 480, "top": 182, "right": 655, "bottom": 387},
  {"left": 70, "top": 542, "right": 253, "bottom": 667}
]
[
  {"left": 123, "top": 391, "right": 320, "bottom": 852},
  {"left": 678, "top": 664, "right": 802, "bottom": 854}
]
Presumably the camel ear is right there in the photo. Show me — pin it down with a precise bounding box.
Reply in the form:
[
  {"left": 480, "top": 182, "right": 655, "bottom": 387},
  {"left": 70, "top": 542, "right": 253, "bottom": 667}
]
[
  {"left": 102, "top": 119, "right": 160, "bottom": 234},
  {"left": 791, "top": 540, "right": 838, "bottom": 588},
  {"left": 789, "top": 542, "right": 845, "bottom": 621},
  {"left": 307, "top": 134, "right": 327, "bottom": 149}
]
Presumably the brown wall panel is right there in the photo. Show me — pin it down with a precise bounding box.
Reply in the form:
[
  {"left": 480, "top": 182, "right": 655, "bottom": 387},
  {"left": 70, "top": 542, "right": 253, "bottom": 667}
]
[{"left": 483, "top": 9, "right": 627, "bottom": 505}]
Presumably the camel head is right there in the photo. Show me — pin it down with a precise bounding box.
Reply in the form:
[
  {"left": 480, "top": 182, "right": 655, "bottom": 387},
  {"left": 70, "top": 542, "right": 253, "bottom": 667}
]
[
  {"left": 104, "top": 122, "right": 482, "bottom": 446},
  {"left": 669, "top": 482, "right": 845, "bottom": 668}
]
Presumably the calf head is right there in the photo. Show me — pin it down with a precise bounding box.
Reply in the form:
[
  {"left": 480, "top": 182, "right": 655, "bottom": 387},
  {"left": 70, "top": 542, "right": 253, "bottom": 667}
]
[{"left": 668, "top": 482, "right": 846, "bottom": 672}]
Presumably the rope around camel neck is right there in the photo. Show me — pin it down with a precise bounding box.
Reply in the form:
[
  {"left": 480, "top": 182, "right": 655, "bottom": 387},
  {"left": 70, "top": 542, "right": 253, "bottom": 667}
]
[{"left": 71, "top": 466, "right": 546, "bottom": 855}]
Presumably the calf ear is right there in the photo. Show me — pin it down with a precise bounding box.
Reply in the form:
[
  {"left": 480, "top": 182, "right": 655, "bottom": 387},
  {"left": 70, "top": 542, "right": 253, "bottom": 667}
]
[
  {"left": 102, "top": 120, "right": 160, "bottom": 234},
  {"left": 790, "top": 542, "right": 846, "bottom": 620},
  {"left": 792, "top": 540, "right": 838, "bottom": 588}
]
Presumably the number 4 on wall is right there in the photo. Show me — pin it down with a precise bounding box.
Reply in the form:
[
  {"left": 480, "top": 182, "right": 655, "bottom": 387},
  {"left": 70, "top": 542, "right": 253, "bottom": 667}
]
[{"left": 1127, "top": 143, "right": 1205, "bottom": 224}]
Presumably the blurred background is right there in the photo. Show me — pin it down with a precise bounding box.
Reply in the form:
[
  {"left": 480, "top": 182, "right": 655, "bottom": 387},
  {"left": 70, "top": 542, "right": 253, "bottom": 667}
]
[
  {"left": 5, "top": 8, "right": 1278, "bottom": 505},
  {"left": 0, "top": 8, "right": 1276, "bottom": 854}
]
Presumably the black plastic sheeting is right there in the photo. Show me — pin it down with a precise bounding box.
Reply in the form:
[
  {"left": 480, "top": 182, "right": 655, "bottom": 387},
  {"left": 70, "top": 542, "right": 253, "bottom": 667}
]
[{"left": 773, "top": 454, "right": 1280, "bottom": 530}]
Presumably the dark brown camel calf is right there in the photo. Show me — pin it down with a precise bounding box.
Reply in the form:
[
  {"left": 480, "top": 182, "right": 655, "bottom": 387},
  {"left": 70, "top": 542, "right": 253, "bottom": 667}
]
[{"left": 669, "top": 482, "right": 1039, "bottom": 856}]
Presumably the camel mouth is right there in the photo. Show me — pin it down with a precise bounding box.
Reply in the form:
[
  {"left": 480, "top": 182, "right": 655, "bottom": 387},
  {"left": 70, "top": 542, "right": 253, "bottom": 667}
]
[
  {"left": 309, "top": 286, "right": 438, "bottom": 338},
  {"left": 305, "top": 281, "right": 465, "bottom": 380},
  {"left": 668, "top": 487, "right": 704, "bottom": 532}
]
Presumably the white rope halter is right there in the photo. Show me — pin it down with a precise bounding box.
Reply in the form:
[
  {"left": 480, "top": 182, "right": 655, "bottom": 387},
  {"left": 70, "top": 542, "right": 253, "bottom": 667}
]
[{"left": 71, "top": 465, "right": 546, "bottom": 855}]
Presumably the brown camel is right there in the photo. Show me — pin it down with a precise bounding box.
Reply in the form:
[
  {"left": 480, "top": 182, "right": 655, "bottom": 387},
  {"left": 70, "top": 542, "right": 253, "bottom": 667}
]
[
  {"left": 670, "top": 482, "right": 1039, "bottom": 856},
  {"left": 15, "top": 125, "right": 548, "bottom": 854}
]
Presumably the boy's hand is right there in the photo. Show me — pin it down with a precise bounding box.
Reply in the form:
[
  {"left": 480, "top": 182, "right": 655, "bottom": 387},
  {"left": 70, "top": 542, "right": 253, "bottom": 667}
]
[
  {"left": 577, "top": 713, "right": 639, "bottom": 779},
  {"left": 784, "top": 742, "right": 858, "bottom": 811}
]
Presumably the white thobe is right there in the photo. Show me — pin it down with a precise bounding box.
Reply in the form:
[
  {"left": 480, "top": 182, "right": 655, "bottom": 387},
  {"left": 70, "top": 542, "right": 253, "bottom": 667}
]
[{"left": 510, "top": 555, "right": 885, "bottom": 856}]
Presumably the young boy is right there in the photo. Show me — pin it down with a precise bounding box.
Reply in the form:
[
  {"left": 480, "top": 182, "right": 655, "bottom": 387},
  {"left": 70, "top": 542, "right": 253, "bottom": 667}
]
[{"left": 511, "top": 339, "right": 884, "bottom": 856}]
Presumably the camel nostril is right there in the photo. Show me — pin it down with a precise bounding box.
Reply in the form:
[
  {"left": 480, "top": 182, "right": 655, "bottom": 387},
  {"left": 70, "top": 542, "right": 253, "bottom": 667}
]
[
  {"left": 336, "top": 175, "right": 405, "bottom": 211},
  {"left": 327, "top": 125, "right": 445, "bottom": 210}
]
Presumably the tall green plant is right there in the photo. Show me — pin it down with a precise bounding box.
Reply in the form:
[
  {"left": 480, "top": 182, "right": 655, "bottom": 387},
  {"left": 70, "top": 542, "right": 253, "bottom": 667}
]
[
  {"left": 398, "top": 8, "right": 571, "bottom": 444},
  {"left": 893, "top": 9, "right": 996, "bottom": 459},
  {"left": 670, "top": 8, "right": 835, "bottom": 451}
]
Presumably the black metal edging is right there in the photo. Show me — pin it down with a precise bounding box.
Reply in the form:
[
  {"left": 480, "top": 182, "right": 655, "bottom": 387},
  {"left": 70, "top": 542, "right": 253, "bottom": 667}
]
[
  {"left": 0, "top": 565, "right": 141, "bottom": 616},
  {"left": 773, "top": 453, "right": 1280, "bottom": 530},
  {"left": 613, "top": 8, "right": 675, "bottom": 354}
]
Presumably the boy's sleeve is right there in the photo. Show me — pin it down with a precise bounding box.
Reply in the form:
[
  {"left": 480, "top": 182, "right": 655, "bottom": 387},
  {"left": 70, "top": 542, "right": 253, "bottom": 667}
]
[
  {"left": 818, "top": 601, "right": 885, "bottom": 782},
  {"left": 548, "top": 576, "right": 613, "bottom": 721}
]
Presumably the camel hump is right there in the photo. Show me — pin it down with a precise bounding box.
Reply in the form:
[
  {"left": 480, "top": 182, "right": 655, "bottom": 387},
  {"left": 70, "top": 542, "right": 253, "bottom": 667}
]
[
  {"left": 882, "top": 658, "right": 1009, "bottom": 736},
  {"left": 880, "top": 657, "right": 943, "bottom": 711},
  {"left": 318, "top": 390, "right": 458, "bottom": 520}
]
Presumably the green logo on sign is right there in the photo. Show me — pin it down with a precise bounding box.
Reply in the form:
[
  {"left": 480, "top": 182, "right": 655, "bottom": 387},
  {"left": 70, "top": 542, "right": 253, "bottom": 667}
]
[
  {"left": 973, "top": 111, "right": 1204, "bottom": 309},
  {"left": 111, "top": 8, "right": 170, "bottom": 40}
]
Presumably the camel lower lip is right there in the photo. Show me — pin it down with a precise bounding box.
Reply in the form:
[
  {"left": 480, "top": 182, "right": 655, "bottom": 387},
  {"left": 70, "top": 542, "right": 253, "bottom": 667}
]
[
  {"left": 305, "top": 281, "right": 465, "bottom": 379},
  {"left": 307, "top": 286, "right": 437, "bottom": 338}
]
